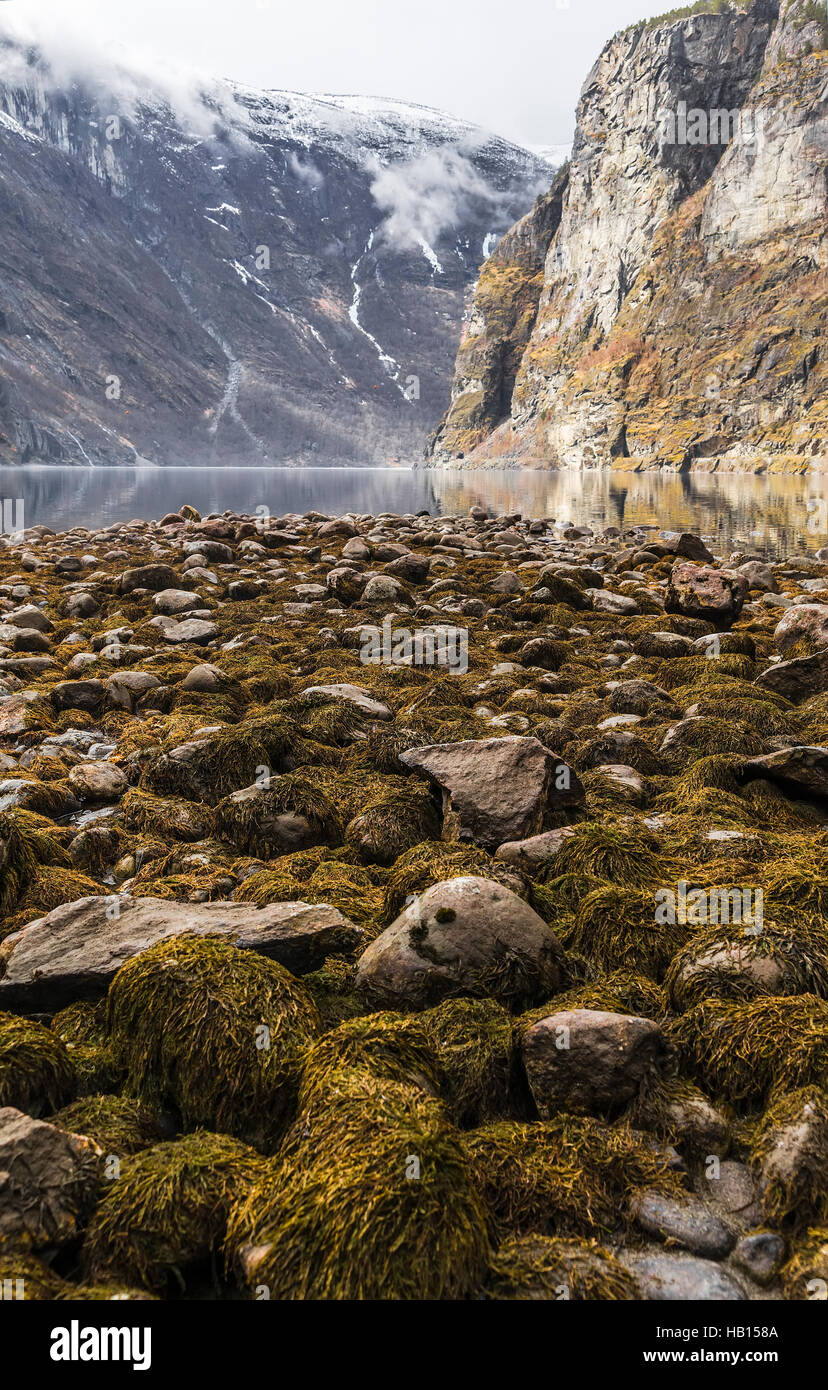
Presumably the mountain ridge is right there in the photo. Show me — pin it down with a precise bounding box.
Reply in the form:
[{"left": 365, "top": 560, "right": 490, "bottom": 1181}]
[{"left": 0, "top": 34, "right": 554, "bottom": 466}]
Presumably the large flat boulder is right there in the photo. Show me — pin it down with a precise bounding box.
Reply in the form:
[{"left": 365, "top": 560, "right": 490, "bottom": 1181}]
[
  {"left": 0, "top": 896, "right": 365, "bottom": 1010},
  {"left": 400, "top": 736, "right": 584, "bottom": 852}
]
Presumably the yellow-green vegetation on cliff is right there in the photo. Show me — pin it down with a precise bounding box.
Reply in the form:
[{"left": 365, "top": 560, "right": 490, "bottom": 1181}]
[
  {"left": 428, "top": 168, "right": 568, "bottom": 459},
  {"left": 428, "top": 1, "right": 828, "bottom": 473}
]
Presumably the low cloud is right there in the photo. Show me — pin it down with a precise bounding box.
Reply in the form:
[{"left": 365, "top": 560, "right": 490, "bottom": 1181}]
[
  {"left": 369, "top": 144, "right": 545, "bottom": 254},
  {"left": 0, "top": 3, "right": 250, "bottom": 141},
  {"left": 370, "top": 147, "right": 489, "bottom": 252}
]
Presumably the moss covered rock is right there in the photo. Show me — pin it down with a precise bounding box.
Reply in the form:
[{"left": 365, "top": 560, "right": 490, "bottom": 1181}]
[
  {"left": 228, "top": 1072, "right": 490, "bottom": 1300},
  {"left": 107, "top": 935, "right": 321, "bottom": 1146},
  {"left": 82, "top": 1132, "right": 266, "bottom": 1291},
  {"left": 0, "top": 1012, "right": 76, "bottom": 1116}
]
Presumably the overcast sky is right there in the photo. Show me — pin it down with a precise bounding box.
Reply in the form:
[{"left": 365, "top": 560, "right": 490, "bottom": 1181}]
[{"left": 2, "top": 0, "right": 679, "bottom": 146}]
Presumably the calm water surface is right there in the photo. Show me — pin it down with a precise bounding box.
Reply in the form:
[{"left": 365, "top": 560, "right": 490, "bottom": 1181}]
[{"left": 2, "top": 466, "right": 828, "bottom": 561}]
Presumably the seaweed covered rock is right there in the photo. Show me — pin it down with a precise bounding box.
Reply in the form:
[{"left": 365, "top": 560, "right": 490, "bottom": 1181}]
[
  {"left": 0, "top": 1012, "right": 76, "bottom": 1116},
  {"left": 422, "top": 996, "right": 521, "bottom": 1126},
  {"left": 82, "top": 1132, "right": 265, "bottom": 1292},
  {"left": 51, "top": 1095, "right": 165, "bottom": 1158},
  {"left": 214, "top": 776, "right": 341, "bottom": 857},
  {"left": 298, "top": 1012, "right": 441, "bottom": 1109},
  {"left": 400, "top": 736, "right": 584, "bottom": 852},
  {"left": 669, "top": 996, "right": 828, "bottom": 1106},
  {"left": 0, "top": 1107, "right": 101, "bottom": 1251},
  {"left": 0, "top": 1253, "right": 67, "bottom": 1300},
  {"left": 627, "top": 1076, "right": 730, "bottom": 1160},
  {"left": 228, "top": 1072, "right": 489, "bottom": 1299},
  {"left": 781, "top": 1228, "right": 828, "bottom": 1300},
  {"left": 107, "top": 935, "right": 321, "bottom": 1146},
  {"left": 666, "top": 924, "right": 828, "bottom": 1011},
  {"left": 0, "top": 895, "right": 364, "bottom": 1009},
  {"left": 484, "top": 1235, "right": 638, "bottom": 1301},
  {"left": 463, "top": 1115, "right": 682, "bottom": 1238},
  {"left": 0, "top": 810, "right": 38, "bottom": 915},
  {"left": 749, "top": 1087, "right": 828, "bottom": 1229},
  {"left": 355, "top": 876, "right": 567, "bottom": 1012},
  {"left": 521, "top": 1009, "right": 669, "bottom": 1119}
]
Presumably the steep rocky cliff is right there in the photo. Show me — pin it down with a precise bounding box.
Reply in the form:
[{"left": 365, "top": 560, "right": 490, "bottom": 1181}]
[
  {"left": 0, "top": 39, "right": 552, "bottom": 467},
  {"left": 428, "top": 0, "right": 828, "bottom": 474}
]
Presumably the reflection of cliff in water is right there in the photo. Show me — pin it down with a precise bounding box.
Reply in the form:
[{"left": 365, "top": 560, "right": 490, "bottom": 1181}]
[
  {"left": 1, "top": 466, "right": 826, "bottom": 560},
  {"left": 428, "top": 469, "right": 828, "bottom": 559}
]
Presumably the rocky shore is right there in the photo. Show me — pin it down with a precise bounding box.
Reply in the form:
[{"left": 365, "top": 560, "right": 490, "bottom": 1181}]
[{"left": 1, "top": 503, "right": 827, "bottom": 1301}]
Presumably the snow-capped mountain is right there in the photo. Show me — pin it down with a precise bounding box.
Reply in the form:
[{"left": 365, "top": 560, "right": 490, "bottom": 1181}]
[{"left": 0, "top": 36, "right": 554, "bottom": 466}]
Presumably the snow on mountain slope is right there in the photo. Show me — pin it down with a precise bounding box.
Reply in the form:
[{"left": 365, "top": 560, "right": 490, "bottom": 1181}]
[{"left": 0, "top": 34, "right": 553, "bottom": 466}]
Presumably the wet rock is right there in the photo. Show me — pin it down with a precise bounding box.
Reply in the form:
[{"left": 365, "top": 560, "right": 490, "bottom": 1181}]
[
  {"left": 494, "top": 825, "right": 576, "bottom": 871},
  {"left": 118, "top": 564, "right": 179, "bottom": 594},
  {"left": 300, "top": 683, "right": 393, "bottom": 720},
  {"left": 183, "top": 539, "right": 233, "bottom": 563},
  {"left": 732, "top": 1232, "right": 785, "bottom": 1286},
  {"left": 743, "top": 745, "right": 828, "bottom": 800},
  {"left": 0, "top": 691, "right": 51, "bottom": 735},
  {"left": 0, "top": 1107, "right": 101, "bottom": 1252},
  {"left": 755, "top": 650, "right": 828, "bottom": 701},
  {"left": 105, "top": 671, "right": 163, "bottom": 711},
  {"left": 179, "top": 663, "right": 227, "bottom": 693},
  {"left": 384, "top": 554, "right": 430, "bottom": 584},
  {"left": 51, "top": 680, "right": 105, "bottom": 714},
  {"left": 590, "top": 589, "right": 638, "bottom": 615},
  {"left": 4, "top": 604, "right": 53, "bottom": 633},
  {"left": 0, "top": 897, "right": 365, "bottom": 1010},
  {"left": 154, "top": 588, "right": 204, "bottom": 615},
  {"left": 774, "top": 603, "right": 828, "bottom": 654},
  {"left": 361, "top": 574, "right": 412, "bottom": 606},
  {"left": 400, "top": 736, "right": 584, "bottom": 852},
  {"left": 738, "top": 560, "right": 777, "bottom": 592},
  {"left": 355, "top": 876, "right": 565, "bottom": 1011},
  {"left": 621, "top": 1251, "right": 746, "bottom": 1301},
  {"left": 666, "top": 563, "right": 748, "bottom": 628},
  {"left": 228, "top": 579, "right": 267, "bottom": 600},
  {"left": 630, "top": 1190, "right": 734, "bottom": 1259},
  {"left": 490, "top": 571, "right": 522, "bottom": 595},
  {"left": 521, "top": 1009, "right": 669, "bottom": 1118},
  {"left": 67, "top": 762, "right": 128, "bottom": 804},
  {"left": 159, "top": 618, "right": 218, "bottom": 645},
  {"left": 702, "top": 1161, "right": 761, "bottom": 1227}
]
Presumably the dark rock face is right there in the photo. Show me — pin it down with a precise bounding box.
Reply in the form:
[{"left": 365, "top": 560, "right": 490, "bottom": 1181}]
[
  {"left": 428, "top": 2, "right": 828, "bottom": 474},
  {"left": 0, "top": 41, "right": 553, "bottom": 466}
]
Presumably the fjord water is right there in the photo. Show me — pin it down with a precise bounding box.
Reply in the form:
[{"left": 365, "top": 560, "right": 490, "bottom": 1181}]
[{"left": 3, "top": 466, "right": 827, "bottom": 560}]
